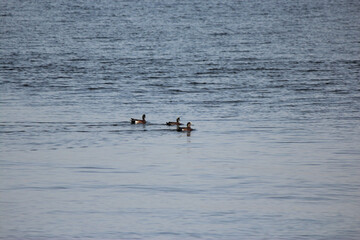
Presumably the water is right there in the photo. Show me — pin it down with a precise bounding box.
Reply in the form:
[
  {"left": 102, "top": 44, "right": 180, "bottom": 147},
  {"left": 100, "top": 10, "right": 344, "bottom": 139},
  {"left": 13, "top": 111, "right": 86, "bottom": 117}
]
[{"left": 1, "top": 0, "right": 360, "bottom": 239}]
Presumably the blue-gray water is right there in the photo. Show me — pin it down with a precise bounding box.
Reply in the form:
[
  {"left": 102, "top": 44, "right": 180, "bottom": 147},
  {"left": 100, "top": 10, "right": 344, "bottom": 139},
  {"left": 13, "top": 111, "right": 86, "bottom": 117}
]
[{"left": 1, "top": 0, "right": 360, "bottom": 239}]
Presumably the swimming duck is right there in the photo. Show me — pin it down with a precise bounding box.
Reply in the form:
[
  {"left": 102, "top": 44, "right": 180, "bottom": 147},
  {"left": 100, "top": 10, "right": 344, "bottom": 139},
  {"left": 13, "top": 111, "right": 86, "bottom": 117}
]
[
  {"left": 131, "top": 114, "right": 146, "bottom": 124},
  {"left": 166, "top": 117, "right": 183, "bottom": 126},
  {"left": 177, "top": 122, "right": 193, "bottom": 132}
]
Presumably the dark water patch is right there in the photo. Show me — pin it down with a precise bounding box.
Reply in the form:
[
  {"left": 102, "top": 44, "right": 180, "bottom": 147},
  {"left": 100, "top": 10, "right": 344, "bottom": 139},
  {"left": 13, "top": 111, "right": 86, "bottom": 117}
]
[
  {"left": 9, "top": 186, "right": 70, "bottom": 191},
  {"left": 209, "top": 32, "right": 230, "bottom": 37},
  {"left": 299, "top": 69, "right": 332, "bottom": 73},
  {"left": 80, "top": 170, "right": 140, "bottom": 174},
  {"left": 68, "top": 58, "right": 88, "bottom": 62},
  {"left": 117, "top": 184, "right": 206, "bottom": 194},
  {"left": 188, "top": 81, "right": 211, "bottom": 85},
  {"left": 0, "top": 130, "right": 27, "bottom": 134},
  {"left": 168, "top": 88, "right": 184, "bottom": 93},
  {"left": 158, "top": 231, "right": 182, "bottom": 235},
  {"left": 269, "top": 195, "right": 336, "bottom": 202},
  {"left": 87, "top": 87, "right": 114, "bottom": 91},
  {"left": 69, "top": 166, "right": 140, "bottom": 174}
]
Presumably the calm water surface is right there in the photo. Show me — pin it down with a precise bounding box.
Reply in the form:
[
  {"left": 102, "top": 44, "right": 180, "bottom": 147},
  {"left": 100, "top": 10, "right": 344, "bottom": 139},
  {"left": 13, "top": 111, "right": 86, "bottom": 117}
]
[{"left": 1, "top": 0, "right": 360, "bottom": 239}]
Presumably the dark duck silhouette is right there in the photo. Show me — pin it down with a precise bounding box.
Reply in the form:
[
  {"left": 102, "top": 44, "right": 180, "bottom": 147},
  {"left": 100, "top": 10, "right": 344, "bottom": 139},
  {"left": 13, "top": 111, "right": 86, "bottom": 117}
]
[
  {"left": 177, "top": 122, "right": 193, "bottom": 132},
  {"left": 131, "top": 114, "right": 146, "bottom": 124},
  {"left": 166, "top": 117, "right": 183, "bottom": 126}
]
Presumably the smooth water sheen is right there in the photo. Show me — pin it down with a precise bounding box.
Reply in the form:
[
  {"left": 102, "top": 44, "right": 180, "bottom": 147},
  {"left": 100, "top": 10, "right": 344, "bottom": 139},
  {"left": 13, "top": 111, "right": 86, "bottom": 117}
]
[{"left": 1, "top": 0, "right": 360, "bottom": 239}]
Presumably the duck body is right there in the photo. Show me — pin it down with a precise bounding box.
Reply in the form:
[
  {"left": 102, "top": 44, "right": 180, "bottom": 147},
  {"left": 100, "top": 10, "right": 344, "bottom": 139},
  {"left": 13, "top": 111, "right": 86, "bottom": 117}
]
[
  {"left": 166, "top": 117, "right": 183, "bottom": 126},
  {"left": 131, "top": 114, "right": 146, "bottom": 124},
  {"left": 177, "top": 122, "right": 193, "bottom": 132}
]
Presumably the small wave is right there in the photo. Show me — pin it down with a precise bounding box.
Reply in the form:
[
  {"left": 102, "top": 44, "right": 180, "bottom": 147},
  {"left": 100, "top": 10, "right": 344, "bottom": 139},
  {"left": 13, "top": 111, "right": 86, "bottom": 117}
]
[
  {"left": 188, "top": 81, "right": 209, "bottom": 85},
  {"left": 209, "top": 32, "right": 230, "bottom": 36},
  {"left": 87, "top": 87, "right": 111, "bottom": 91},
  {"left": 69, "top": 58, "right": 88, "bottom": 62}
]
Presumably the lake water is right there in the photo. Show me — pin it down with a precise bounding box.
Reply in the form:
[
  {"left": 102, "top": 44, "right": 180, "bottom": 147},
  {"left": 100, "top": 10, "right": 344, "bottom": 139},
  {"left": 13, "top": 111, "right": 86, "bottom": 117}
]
[{"left": 1, "top": 0, "right": 360, "bottom": 239}]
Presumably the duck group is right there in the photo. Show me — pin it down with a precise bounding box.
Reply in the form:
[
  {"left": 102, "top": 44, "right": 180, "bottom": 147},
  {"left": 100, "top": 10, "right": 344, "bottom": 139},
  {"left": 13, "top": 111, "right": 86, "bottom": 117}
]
[{"left": 130, "top": 114, "right": 194, "bottom": 132}]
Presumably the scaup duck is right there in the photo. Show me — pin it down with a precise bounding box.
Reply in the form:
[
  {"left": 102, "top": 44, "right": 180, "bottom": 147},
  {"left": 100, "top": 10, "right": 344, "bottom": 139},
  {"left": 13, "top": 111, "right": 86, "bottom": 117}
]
[
  {"left": 177, "top": 122, "right": 193, "bottom": 132},
  {"left": 131, "top": 114, "right": 146, "bottom": 124},
  {"left": 166, "top": 117, "right": 183, "bottom": 126}
]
